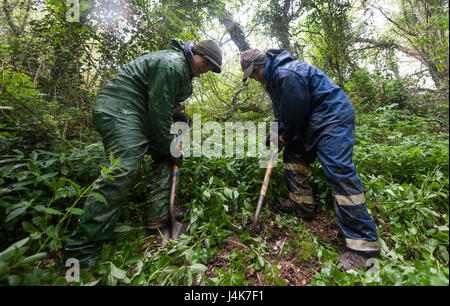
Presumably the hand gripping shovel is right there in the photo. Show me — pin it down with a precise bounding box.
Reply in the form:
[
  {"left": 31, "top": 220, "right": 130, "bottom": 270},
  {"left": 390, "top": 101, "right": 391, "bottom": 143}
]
[
  {"left": 167, "top": 119, "right": 190, "bottom": 241},
  {"left": 250, "top": 150, "right": 278, "bottom": 236}
]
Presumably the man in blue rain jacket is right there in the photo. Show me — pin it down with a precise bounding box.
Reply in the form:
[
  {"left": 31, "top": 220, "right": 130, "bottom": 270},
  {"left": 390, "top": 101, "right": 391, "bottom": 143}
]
[{"left": 240, "top": 48, "right": 380, "bottom": 271}]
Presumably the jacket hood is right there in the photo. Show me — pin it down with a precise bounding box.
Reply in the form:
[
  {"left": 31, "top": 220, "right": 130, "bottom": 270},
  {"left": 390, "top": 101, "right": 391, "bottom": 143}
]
[
  {"left": 263, "top": 49, "right": 294, "bottom": 82},
  {"left": 183, "top": 41, "right": 199, "bottom": 78},
  {"left": 170, "top": 38, "right": 185, "bottom": 53},
  {"left": 169, "top": 38, "right": 198, "bottom": 78}
]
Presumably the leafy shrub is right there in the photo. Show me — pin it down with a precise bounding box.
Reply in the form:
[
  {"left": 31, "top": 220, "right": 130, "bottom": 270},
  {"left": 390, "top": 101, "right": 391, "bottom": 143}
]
[{"left": 0, "top": 102, "right": 448, "bottom": 286}]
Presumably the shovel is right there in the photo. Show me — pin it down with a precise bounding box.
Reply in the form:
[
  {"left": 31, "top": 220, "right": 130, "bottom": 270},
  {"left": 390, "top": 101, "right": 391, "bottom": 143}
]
[
  {"left": 167, "top": 119, "right": 190, "bottom": 241},
  {"left": 167, "top": 162, "right": 190, "bottom": 240},
  {"left": 250, "top": 150, "right": 278, "bottom": 235},
  {"left": 158, "top": 161, "right": 189, "bottom": 244}
]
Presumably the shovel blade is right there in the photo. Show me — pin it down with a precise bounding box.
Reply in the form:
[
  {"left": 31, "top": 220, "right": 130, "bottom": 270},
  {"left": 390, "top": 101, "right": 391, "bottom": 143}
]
[
  {"left": 250, "top": 194, "right": 265, "bottom": 236},
  {"left": 170, "top": 221, "right": 190, "bottom": 240},
  {"left": 249, "top": 223, "right": 261, "bottom": 236}
]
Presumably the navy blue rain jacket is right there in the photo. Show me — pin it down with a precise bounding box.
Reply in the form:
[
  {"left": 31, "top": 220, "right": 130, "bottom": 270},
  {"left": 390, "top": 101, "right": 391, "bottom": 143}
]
[{"left": 263, "top": 49, "right": 355, "bottom": 152}]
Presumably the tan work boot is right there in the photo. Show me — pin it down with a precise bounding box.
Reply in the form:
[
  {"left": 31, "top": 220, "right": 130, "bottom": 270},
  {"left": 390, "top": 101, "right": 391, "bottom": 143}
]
[{"left": 338, "top": 251, "right": 367, "bottom": 271}]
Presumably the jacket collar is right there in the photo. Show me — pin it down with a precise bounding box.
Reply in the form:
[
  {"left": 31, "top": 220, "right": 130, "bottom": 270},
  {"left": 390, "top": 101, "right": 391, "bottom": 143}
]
[
  {"left": 183, "top": 41, "right": 199, "bottom": 78},
  {"left": 169, "top": 38, "right": 197, "bottom": 79},
  {"left": 263, "top": 49, "right": 294, "bottom": 89}
]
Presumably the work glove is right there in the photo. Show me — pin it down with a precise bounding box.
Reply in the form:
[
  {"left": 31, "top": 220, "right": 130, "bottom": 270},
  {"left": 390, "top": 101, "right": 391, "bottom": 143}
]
[
  {"left": 265, "top": 133, "right": 288, "bottom": 151},
  {"left": 173, "top": 111, "right": 192, "bottom": 127},
  {"left": 170, "top": 153, "right": 183, "bottom": 168}
]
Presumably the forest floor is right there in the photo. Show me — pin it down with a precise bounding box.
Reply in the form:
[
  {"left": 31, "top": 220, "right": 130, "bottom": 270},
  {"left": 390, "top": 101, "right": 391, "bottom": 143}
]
[
  {"left": 120, "top": 196, "right": 341, "bottom": 286},
  {"left": 203, "top": 208, "right": 346, "bottom": 286},
  {"left": 138, "top": 203, "right": 346, "bottom": 286}
]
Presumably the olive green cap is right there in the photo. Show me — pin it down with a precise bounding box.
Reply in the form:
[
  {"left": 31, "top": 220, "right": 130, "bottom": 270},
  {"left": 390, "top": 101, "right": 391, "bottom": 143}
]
[{"left": 192, "top": 40, "right": 223, "bottom": 73}]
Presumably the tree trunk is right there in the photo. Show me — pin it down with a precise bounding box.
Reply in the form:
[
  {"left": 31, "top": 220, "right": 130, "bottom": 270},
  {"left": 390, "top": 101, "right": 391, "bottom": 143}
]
[
  {"left": 215, "top": 10, "right": 251, "bottom": 52},
  {"left": 199, "top": 1, "right": 252, "bottom": 52}
]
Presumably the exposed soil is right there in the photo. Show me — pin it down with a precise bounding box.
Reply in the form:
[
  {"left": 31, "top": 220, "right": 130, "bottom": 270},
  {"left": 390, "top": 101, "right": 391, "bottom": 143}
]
[{"left": 205, "top": 208, "right": 346, "bottom": 286}]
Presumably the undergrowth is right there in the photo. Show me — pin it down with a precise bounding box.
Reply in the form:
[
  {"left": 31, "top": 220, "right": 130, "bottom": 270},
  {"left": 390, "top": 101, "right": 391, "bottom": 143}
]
[{"left": 0, "top": 108, "right": 448, "bottom": 286}]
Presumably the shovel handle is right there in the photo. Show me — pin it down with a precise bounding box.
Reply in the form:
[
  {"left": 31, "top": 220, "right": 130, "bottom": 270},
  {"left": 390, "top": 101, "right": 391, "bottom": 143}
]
[
  {"left": 250, "top": 152, "right": 277, "bottom": 232},
  {"left": 168, "top": 121, "right": 189, "bottom": 225},
  {"left": 169, "top": 164, "right": 179, "bottom": 225}
]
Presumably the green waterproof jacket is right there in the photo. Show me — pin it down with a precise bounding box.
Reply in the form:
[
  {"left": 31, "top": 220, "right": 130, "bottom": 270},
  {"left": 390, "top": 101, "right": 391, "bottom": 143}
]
[{"left": 94, "top": 38, "right": 193, "bottom": 155}]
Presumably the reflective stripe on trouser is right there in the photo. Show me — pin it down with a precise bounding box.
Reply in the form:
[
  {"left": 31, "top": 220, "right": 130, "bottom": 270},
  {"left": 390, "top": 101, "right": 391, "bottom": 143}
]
[
  {"left": 316, "top": 123, "right": 379, "bottom": 254},
  {"left": 283, "top": 149, "right": 316, "bottom": 218},
  {"left": 285, "top": 123, "right": 379, "bottom": 254},
  {"left": 65, "top": 112, "right": 155, "bottom": 264}
]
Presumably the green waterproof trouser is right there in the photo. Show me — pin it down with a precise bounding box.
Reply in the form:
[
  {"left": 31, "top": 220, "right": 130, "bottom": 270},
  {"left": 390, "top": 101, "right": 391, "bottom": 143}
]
[{"left": 65, "top": 112, "right": 173, "bottom": 265}]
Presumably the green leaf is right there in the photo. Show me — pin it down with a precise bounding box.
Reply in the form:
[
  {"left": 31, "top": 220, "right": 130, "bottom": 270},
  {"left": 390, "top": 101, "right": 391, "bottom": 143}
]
[
  {"left": 224, "top": 187, "right": 233, "bottom": 199},
  {"left": 66, "top": 207, "right": 84, "bottom": 215},
  {"left": 275, "top": 277, "right": 287, "bottom": 286},
  {"left": 6, "top": 206, "right": 27, "bottom": 222},
  {"left": 110, "top": 263, "right": 127, "bottom": 279},
  {"left": 46, "top": 208, "right": 63, "bottom": 215},
  {"left": 44, "top": 159, "right": 58, "bottom": 167},
  {"left": 203, "top": 190, "right": 211, "bottom": 199},
  {"left": 430, "top": 275, "right": 449, "bottom": 286},
  {"left": 0, "top": 188, "right": 11, "bottom": 195},
  {"left": 385, "top": 189, "right": 396, "bottom": 197},
  {"left": 17, "top": 252, "right": 47, "bottom": 266},
  {"left": 82, "top": 279, "right": 101, "bottom": 286},
  {"left": 188, "top": 263, "right": 207, "bottom": 274},
  {"left": 437, "top": 226, "right": 448, "bottom": 232},
  {"left": 16, "top": 170, "right": 30, "bottom": 181},
  {"left": 40, "top": 172, "right": 58, "bottom": 181},
  {"left": 233, "top": 190, "right": 239, "bottom": 199},
  {"left": 181, "top": 249, "right": 194, "bottom": 262},
  {"left": 114, "top": 225, "right": 135, "bottom": 233},
  {"left": 258, "top": 256, "right": 265, "bottom": 268},
  {"left": 22, "top": 221, "right": 37, "bottom": 233},
  {"left": 93, "top": 192, "right": 107, "bottom": 204},
  {"left": 34, "top": 205, "right": 47, "bottom": 213},
  {"left": 0, "top": 237, "right": 30, "bottom": 261},
  {"left": 55, "top": 185, "right": 77, "bottom": 200}
]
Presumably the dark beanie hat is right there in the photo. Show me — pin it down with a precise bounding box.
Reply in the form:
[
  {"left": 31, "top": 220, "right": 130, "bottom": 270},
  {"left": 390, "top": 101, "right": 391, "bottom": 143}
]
[{"left": 192, "top": 40, "right": 223, "bottom": 73}]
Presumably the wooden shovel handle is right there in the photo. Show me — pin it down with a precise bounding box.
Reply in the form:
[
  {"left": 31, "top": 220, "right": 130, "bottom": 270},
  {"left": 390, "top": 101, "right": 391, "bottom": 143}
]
[{"left": 251, "top": 152, "right": 277, "bottom": 232}]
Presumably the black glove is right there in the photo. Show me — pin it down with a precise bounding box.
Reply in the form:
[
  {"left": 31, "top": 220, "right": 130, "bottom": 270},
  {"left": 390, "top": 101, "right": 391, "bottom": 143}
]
[
  {"left": 265, "top": 133, "right": 287, "bottom": 151},
  {"left": 170, "top": 153, "right": 183, "bottom": 168},
  {"left": 173, "top": 111, "right": 192, "bottom": 127}
]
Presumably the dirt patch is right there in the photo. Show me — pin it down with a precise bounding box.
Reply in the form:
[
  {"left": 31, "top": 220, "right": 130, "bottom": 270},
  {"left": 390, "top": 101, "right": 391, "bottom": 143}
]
[
  {"left": 306, "top": 214, "right": 347, "bottom": 253},
  {"left": 205, "top": 211, "right": 344, "bottom": 286},
  {"left": 205, "top": 236, "right": 250, "bottom": 277}
]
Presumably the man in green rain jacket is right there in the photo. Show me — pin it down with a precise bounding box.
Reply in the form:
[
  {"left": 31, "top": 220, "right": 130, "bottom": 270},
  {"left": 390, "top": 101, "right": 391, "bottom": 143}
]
[{"left": 65, "top": 38, "right": 223, "bottom": 267}]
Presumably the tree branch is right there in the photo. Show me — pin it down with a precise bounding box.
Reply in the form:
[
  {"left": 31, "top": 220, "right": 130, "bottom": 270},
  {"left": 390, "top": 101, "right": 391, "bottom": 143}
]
[
  {"left": 374, "top": 5, "right": 417, "bottom": 37},
  {"left": 2, "top": 0, "right": 19, "bottom": 36}
]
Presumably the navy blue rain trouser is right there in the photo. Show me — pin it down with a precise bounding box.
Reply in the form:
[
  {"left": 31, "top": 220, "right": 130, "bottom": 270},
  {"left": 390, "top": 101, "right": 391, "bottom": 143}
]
[{"left": 283, "top": 123, "right": 379, "bottom": 255}]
